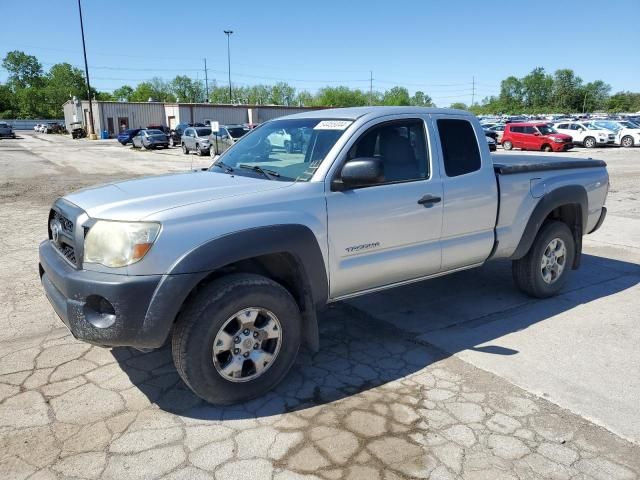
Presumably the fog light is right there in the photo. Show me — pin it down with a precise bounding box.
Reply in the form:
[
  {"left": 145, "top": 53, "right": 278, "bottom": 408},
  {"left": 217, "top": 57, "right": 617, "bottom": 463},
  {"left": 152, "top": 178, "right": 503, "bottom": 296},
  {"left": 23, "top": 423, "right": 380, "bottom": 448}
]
[{"left": 84, "top": 295, "right": 116, "bottom": 328}]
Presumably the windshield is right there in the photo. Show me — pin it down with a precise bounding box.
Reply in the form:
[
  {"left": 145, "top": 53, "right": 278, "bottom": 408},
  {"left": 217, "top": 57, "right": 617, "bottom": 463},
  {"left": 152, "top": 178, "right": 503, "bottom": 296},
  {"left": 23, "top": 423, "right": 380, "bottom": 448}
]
[
  {"left": 594, "top": 121, "right": 621, "bottom": 131},
  {"left": 146, "top": 129, "right": 164, "bottom": 135},
  {"left": 618, "top": 121, "right": 638, "bottom": 129},
  {"left": 196, "top": 128, "right": 212, "bottom": 136},
  {"left": 537, "top": 125, "right": 556, "bottom": 135},
  {"left": 227, "top": 127, "right": 249, "bottom": 138},
  {"left": 210, "top": 118, "right": 351, "bottom": 181},
  {"left": 584, "top": 123, "right": 601, "bottom": 130}
]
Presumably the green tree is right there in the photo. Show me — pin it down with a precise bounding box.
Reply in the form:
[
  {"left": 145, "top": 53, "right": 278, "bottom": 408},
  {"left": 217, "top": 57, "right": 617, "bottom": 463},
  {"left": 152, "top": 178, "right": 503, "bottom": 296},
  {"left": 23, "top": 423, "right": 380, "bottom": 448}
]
[
  {"left": 382, "top": 86, "right": 411, "bottom": 106},
  {"left": 410, "top": 91, "right": 435, "bottom": 107},
  {"left": 0, "top": 83, "right": 17, "bottom": 117},
  {"left": 552, "top": 69, "right": 583, "bottom": 111},
  {"left": 112, "top": 85, "right": 134, "bottom": 101},
  {"left": 171, "top": 75, "right": 205, "bottom": 102},
  {"left": 314, "top": 86, "right": 368, "bottom": 106},
  {"left": 450, "top": 102, "right": 468, "bottom": 110},
  {"left": 2, "top": 51, "right": 43, "bottom": 89},
  {"left": 269, "top": 82, "right": 296, "bottom": 105},
  {"left": 607, "top": 91, "right": 640, "bottom": 113},
  {"left": 498, "top": 76, "right": 524, "bottom": 113},
  {"left": 521, "top": 67, "right": 553, "bottom": 111},
  {"left": 41, "top": 63, "right": 87, "bottom": 117},
  {"left": 130, "top": 77, "right": 175, "bottom": 102},
  {"left": 579, "top": 80, "right": 611, "bottom": 112}
]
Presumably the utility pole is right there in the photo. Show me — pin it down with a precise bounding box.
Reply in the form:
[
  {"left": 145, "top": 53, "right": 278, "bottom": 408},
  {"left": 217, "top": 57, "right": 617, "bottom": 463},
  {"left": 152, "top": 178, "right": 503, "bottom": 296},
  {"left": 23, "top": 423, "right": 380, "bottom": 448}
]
[
  {"left": 77, "top": 0, "right": 96, "bottom": 139},
  {"left": 224, "top": 30, "right": 233, "bottom": 103},
  {"left": 471, "top": 76, "right": 475, "bottom": 107},
  {"left": 369, "top": 71, "right": 373, "bottom": 106},
  {"left": 203, "top": 58, "right": 209, "bottom": 102}
]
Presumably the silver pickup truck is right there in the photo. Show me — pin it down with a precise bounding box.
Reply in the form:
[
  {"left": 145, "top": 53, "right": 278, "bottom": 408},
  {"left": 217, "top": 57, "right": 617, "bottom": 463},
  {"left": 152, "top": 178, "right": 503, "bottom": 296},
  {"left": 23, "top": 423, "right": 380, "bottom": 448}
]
[{"left": 39, "top": 107, "right": 608, "bottom": 405}]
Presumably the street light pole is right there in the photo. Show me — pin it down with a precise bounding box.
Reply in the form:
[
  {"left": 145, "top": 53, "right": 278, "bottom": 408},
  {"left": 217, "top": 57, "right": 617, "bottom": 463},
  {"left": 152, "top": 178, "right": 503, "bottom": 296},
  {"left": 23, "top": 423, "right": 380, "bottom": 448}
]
[
  {"left": 77, "top": 0, "right": 97, "bottom": 140},
  {"left": 224, "top": 30, "right": 233, "bottom": 103}
]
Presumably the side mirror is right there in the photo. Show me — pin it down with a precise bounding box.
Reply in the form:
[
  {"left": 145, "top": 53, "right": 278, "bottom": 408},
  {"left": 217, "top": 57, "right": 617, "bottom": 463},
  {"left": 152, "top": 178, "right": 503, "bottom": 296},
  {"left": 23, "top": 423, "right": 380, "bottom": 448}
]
[
  {"left": 533, "top": 132, "right": 541, "bottom": 136},
  {"left": 332, "top": 157, "right": 384, "bottom": 191}
]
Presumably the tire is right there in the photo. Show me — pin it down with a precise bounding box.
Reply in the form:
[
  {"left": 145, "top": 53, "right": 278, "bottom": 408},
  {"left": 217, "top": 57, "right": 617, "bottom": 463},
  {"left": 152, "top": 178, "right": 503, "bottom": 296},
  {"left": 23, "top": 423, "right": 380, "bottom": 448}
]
[
  {"left": 143, "top": 142, "right": 151, "bottom": 150},
  {"left": 502, "top": 140, "right": 513, "bottom": 151},
  {"left": 169, "top": 137, "right": 175, "bottom": 147},
  {"left": 172, "top": 273, "right": 302, "bottom": 405},
  {"left": 284, "top": 140, "right": 292, "bottom": 153},
  {"left": 182, "top": 144, "right": 189, "bottom": 154},
  {"left": 621, "top": 135, "right": 634, "bottom": 148},
  {"left": 583, "top": 136, "right": 596, "bottom": 149},
  {"left": 512, "top": 220, "right": 575, "bottom": 298},
  {"left": 542, "top": 144, "right": 552, "bottom": 152}
]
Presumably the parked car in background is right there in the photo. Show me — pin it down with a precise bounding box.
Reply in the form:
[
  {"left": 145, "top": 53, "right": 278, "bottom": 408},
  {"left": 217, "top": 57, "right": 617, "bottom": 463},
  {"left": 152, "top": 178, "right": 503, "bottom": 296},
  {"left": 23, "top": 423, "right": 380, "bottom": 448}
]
[
  {"left": 488, "top": 124, "right": 506, "bottom": 143},
  {"left": 0, "top": 122, "right": 16, "bottom": 138},
  {"left": 483, "top": 128, "right": 498, "bottom": 142},
  {"left": 502, "top": 123, "right": 573, "bottom": 152},
  {"left": 593, "top": 120, "right": 640, "bottom": 147},
  {"left": 209, "top": 124, "right": 251, "bottom": 155},
  {"left": 131, "top": 129, "right": 170, "bottom": 149},
  {"left": 117, "top": 128, "right": 143, "bottom": 145},
  {"left": 33, "top": 124, "right": 41, "bottom": 132},
  {"left": 168, "top": 123, "right": 205, "bottom": 147},
  {"left": 486, "top": 135, "right": 497, "bottom": 151},
  {"left": 181, "top": 127, "right": 212, "bottom": 155},
  {"left": 552, "top": 121, "right": 615, "bottom": 148}
]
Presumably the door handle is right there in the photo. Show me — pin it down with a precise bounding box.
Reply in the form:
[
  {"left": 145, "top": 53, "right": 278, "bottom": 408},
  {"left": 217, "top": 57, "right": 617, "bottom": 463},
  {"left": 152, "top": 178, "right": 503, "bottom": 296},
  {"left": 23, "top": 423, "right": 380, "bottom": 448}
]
[{"left": 417, "top": 194, "right": 441, "bottom": 206}]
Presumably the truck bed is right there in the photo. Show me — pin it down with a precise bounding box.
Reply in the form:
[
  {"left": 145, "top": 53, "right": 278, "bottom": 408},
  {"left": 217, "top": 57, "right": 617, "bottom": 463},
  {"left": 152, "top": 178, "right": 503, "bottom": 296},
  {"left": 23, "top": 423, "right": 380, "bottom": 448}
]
[{"left": 492, "top": 154, "right": 606, "bottom": 175}]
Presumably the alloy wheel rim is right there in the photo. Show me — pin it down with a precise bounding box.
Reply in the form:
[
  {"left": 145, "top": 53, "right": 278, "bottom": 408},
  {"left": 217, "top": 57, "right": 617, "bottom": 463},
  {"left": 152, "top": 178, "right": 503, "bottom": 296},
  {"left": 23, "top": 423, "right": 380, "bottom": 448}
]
[
  {"left": 212, "top": 307, "right": 282, "bottom": 383},
  {"left": 540, "top": 237, "right": 567, "bottom": 284}
]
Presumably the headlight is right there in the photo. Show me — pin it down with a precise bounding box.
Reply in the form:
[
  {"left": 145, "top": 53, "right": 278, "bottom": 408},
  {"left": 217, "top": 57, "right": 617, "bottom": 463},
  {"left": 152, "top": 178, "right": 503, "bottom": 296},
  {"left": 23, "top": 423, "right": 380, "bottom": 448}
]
[
  {"left": 84, "top": 221, "right": 160, "bottom": 268},
  {"left": 552, "top": 137, "right": 564, "bottom": 143}
]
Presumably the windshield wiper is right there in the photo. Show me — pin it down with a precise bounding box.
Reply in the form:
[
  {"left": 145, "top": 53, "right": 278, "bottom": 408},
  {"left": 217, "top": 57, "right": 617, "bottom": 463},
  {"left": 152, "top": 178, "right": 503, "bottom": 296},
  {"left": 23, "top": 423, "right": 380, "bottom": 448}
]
[
  {"left": 238, "top": 164, "right": 280, "bottom": 179},
  {"left": 212, "top": 161, "right": 234, "bottom": 173}
]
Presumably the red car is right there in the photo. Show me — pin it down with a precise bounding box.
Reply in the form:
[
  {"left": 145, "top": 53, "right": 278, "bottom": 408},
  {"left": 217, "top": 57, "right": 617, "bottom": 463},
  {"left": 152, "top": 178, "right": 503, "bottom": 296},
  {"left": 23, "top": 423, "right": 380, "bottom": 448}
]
[{"left": 502, "top": 123, "right": 573, "bottom": 152}]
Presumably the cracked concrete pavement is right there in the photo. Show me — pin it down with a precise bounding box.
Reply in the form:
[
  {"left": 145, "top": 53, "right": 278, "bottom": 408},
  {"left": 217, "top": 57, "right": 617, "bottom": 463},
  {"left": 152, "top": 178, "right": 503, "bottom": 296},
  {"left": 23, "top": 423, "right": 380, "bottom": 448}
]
[{"left": 1, "top": 133, "right": 639, "bottom": 479}]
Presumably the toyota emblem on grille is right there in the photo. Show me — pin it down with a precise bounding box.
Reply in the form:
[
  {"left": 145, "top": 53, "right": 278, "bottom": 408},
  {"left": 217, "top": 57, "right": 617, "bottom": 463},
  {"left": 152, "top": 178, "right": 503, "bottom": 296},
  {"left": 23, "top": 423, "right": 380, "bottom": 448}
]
[{"left": 50, "top": 219, "right": 62, "bottom": 245}]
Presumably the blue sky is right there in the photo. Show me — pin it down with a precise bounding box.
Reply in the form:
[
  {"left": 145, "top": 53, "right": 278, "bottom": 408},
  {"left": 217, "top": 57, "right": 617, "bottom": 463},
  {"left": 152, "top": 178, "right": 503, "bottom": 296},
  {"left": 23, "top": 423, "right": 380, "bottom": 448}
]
[{"left": 1, "top": 0, "right": 638, "bottom": 106}]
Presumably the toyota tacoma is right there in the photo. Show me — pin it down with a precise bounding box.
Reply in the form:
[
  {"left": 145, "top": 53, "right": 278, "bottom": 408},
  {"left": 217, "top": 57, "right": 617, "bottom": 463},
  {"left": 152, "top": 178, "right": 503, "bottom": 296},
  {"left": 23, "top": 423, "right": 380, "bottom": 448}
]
[{"left": 39, "top": 107, "right": 609, "bottom": 405}]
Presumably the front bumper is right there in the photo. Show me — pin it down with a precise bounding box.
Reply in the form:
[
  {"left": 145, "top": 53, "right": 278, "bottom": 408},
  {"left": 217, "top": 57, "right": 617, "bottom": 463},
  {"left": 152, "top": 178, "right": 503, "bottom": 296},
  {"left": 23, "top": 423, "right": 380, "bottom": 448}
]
[{"left": 39, "top": 240, "right": 202, "bottom": 349}]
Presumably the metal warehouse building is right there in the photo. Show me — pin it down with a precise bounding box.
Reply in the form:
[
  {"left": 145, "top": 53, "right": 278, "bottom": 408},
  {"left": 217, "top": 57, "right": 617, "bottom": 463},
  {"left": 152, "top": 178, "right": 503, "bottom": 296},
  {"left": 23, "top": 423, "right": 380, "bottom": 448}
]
[{"left": 63, "top": 100, "right": 322, "bottom": 137}]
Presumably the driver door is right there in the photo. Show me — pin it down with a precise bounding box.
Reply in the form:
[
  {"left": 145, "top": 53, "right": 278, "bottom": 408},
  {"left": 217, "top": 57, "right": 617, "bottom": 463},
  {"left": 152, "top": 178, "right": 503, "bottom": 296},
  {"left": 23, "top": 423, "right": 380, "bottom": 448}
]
[{"left": 326, "top": 118, "right": 443, "bottom": 299}]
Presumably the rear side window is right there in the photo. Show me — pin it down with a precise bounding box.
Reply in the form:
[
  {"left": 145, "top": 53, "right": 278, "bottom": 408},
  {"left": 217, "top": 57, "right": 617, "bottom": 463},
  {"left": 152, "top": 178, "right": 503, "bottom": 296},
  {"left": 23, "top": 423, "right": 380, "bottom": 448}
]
[
  {"left": 510, "top": 126, "right": 524, "bottom": 133},
  {"left": 437, "top": 119, "right": 481, "bottom": 177}
]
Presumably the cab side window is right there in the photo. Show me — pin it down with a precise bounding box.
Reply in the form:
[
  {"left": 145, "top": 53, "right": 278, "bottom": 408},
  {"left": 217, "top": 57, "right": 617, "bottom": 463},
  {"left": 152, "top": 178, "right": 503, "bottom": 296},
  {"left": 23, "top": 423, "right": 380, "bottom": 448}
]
[
  {"left": 523, "top": 126, "right": 537, "bottom": 134},
  {"left": 346, "top": 120, "right": 429, "bottom": 184},
  {"left": 437, "top": 119, "right": 481, "bottom": 177}
]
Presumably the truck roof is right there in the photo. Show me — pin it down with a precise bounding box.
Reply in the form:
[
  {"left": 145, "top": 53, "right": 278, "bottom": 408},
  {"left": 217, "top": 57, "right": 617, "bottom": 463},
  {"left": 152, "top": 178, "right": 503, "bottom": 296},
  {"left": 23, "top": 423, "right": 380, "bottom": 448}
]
[{"left": 282, "top": 106, "right": 473, "bottom": 121}]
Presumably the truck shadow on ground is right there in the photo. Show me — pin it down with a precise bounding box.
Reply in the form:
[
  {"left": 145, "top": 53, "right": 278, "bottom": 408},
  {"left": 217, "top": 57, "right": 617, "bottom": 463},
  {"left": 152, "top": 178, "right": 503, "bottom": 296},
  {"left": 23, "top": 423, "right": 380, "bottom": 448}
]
[{"left": 111, "top": 253, "right": 639, "bottom": 420}]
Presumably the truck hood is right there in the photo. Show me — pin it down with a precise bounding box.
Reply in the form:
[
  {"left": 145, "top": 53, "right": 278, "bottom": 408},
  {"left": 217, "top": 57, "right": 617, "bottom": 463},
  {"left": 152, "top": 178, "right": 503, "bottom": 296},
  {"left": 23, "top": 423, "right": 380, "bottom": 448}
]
[{"left": 64, "top": 171, "right": 292, "bottom": 220}]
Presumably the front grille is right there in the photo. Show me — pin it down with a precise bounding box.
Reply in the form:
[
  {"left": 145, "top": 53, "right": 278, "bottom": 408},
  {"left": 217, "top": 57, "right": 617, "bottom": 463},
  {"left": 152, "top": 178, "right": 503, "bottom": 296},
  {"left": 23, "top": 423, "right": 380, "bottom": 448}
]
[{"left": 49, "top": 208, "right": 78, "bottom": 267}]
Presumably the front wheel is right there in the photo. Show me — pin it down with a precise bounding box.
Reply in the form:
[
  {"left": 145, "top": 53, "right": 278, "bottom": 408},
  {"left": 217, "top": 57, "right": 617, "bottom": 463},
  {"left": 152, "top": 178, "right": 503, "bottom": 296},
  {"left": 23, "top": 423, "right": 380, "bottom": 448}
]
[
  {"left": 621, "top": 135, "right": 634, "bottom": 148},
  {"left": 502, "top": 140, "right": 513, "bottom": 151},
  {"left": 512, "top": 220, "right": 575, "bottom": 298},
  {"left": 542, "top": 144, "right": 553, "bottom": 152},
  {"left": 182, "top": 144, "right": 189, "bottom": 155},
  {"left": 583, "top": 136, "right": 596, "bottom": 148},
  {"left": 172, "top": 273, "right": 302, "bottom": 405}
]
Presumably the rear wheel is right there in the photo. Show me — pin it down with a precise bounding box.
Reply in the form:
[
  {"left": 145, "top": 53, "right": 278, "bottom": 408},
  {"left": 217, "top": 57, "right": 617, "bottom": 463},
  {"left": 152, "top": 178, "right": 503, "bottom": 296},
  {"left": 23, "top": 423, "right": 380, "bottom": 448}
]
[
  {"left": 512, "top": 220, "right": 575, "bottom": 298},
  {"left": 171, "top": 273, "right": 302, "bottom": 405},
  {"left": 502, "top": 140, "right": 513, "bottom": 151},
  {"left": 621, "top": 135, "right": 634, "bottom": 148},
  {"left": 583, "top": 136, "right": 596, "bottom": 148}
]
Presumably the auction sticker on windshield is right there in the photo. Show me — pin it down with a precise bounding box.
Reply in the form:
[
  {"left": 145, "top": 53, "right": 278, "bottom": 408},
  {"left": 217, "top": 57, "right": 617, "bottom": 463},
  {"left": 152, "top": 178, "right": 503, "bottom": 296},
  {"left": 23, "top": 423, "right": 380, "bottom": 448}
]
[{"left": 314, "top": 120, "right": 353, "bottom": 130}]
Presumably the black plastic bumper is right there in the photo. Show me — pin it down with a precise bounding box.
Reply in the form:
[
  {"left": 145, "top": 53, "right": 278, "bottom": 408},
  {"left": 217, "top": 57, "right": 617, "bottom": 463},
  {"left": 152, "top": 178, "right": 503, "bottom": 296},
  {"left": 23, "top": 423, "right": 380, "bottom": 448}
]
[
  {"left": 589, "top": 207, "right": 607, "bottom": 234},
  {"left": 39, "top": 241, "right": 204, "bottom": 349}
]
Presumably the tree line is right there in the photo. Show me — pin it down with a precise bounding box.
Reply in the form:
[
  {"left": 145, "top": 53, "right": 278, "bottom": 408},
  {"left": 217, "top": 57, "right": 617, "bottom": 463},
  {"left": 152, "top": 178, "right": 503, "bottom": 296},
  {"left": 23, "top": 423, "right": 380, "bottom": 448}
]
[{"left": 1, "top": 50, "right": 638, "bottom": 119}]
